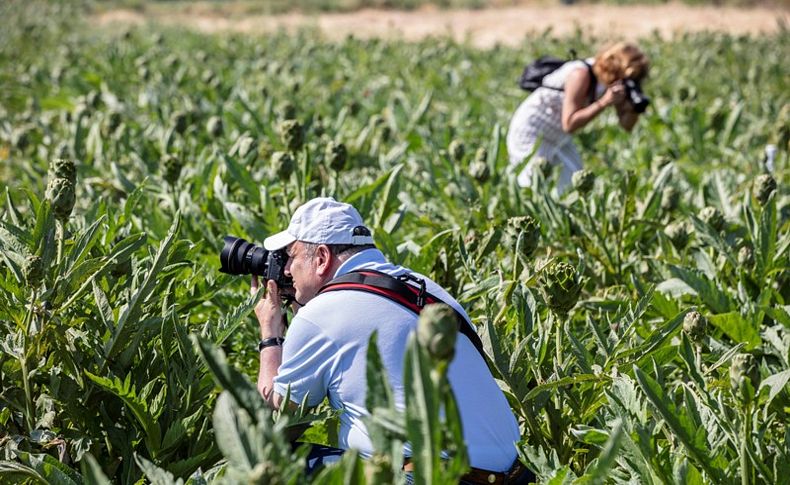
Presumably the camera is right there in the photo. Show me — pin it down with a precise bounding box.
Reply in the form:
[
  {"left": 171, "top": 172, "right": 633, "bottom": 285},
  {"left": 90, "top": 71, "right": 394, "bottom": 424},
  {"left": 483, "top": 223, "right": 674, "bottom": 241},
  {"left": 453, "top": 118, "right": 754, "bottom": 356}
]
[
  {"left": 219, "top": 236, "right": 292, "bottom": 288},
  {"left": 623, "top": 79, "right": 650, "bottom": 113}
]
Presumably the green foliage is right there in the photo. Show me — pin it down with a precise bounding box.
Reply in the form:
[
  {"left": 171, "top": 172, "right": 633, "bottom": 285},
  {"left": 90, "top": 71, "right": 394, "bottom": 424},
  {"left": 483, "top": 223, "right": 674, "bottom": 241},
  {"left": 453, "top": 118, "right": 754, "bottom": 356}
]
[{"left": 0, "top": 10, "right": 788, "bottom": 484}]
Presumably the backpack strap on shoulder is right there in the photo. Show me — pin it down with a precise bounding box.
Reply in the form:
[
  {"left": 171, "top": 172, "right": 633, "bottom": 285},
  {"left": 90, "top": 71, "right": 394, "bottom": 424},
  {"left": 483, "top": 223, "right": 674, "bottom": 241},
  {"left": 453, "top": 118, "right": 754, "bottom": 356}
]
[
  {"left": 318, "top": 269, "right": 487, "bottom": 360},
  {"left": 583, "top": 60, "right": 597, "bottom": 104}
]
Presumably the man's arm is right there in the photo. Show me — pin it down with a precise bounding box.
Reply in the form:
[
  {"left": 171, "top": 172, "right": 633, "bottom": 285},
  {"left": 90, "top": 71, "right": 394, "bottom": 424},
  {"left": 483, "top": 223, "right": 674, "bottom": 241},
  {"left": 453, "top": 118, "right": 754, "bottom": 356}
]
[{"left": 252, "top": 278, "right": 297, "bottom": 411}]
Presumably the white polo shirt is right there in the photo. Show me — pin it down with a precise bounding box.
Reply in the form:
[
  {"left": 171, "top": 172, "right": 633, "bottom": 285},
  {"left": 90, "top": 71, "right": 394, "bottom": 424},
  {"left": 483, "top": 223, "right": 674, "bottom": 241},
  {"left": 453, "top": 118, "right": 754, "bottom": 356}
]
[{"left": 273, "top": 249, "right": 520, "bottom": 472}]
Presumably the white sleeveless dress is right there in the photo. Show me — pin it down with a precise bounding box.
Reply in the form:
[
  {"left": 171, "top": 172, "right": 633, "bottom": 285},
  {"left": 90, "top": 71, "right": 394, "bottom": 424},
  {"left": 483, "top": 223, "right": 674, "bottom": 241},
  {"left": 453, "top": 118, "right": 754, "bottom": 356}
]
[{"left": 506, "top": 59, "right": 604, "bottom": 191}]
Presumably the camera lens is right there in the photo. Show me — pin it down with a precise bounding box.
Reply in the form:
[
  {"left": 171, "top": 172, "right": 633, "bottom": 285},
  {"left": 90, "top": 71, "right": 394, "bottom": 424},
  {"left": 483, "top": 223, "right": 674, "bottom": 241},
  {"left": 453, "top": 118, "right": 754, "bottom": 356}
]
[{"left": 219, "top": 236, "right": 269, "bottom": 276}]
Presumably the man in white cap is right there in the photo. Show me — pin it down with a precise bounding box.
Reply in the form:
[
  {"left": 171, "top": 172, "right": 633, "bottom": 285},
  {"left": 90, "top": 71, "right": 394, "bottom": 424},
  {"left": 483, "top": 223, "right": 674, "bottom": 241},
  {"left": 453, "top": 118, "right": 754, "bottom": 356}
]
[{"left": 252, "top": 197, "right": 526, "bottom": 482}]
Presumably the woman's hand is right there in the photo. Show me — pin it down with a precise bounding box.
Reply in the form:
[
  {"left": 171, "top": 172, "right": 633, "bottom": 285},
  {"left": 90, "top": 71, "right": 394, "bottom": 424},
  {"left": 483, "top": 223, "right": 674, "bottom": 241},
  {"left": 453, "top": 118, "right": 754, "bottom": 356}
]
[{"left": 598, "top": 81, "right": 627, "bottom": 108}]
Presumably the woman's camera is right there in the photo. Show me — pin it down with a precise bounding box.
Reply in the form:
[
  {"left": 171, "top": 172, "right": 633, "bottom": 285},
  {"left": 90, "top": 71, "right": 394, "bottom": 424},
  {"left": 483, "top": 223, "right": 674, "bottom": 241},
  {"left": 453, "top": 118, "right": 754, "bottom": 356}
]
[
  {"left": 623, "top": 79, "right": 650, "bottom": 113},
  {"left": 219, "top": 236, "right": 292, "bottom": 288}
]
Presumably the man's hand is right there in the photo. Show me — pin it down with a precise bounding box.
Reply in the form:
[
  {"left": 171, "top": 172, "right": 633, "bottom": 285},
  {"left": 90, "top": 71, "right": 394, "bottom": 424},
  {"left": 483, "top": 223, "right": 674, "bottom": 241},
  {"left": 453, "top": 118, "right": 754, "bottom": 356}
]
[{"left": 252, "top": 276, "right": 286, "bottom": 339}]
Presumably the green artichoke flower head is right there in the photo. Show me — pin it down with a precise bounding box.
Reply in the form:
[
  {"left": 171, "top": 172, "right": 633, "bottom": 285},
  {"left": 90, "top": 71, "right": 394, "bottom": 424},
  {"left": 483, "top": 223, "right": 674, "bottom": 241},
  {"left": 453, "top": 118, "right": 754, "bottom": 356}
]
[
  {"left": 325, "top": 140, "right": 347, "bottom": 171},
  {"left": 539, "top": 260, "right": 582, "bottom": 316},
  {"left": 730, "top": 353, "right": 761, "bottom": 404},
  {"left": 12, "top": 126, "right": 31, "bottom": 150},
  {"left": 572, "top": 169, "right": 595, "bottom": 194},
  {"left": 660, "top": 186, "right": 679, "bottom": 212},
  {"left": 24, "top": 254, "right": 44, "bottom": 288},
  {"left": 468, "top": 147, "right": 490, "bottom": 182},
  {"left": 448, "top": 139, "right": 465, "bottom": 163},
  {"left": 279, "top": 119, "right": 303, "bottom": 152},
  {"left": 699, "top": 206, "right": 725, "bottom": 231},
  {"left": 271, "top": 151, "right": 295, "bottom": 181},
  {"left": 46, "top": 159, "right": 76, "bottom": 220},
  {"left": 162, "top": 153, "right": 183, "bottom": 186},
  {"left": 507, "top": 215, "right": 541, "bottom": 259},
  {"left": 664, "top": 220, "right": 690, "bottom": 250},
  {"left": 235, "top": 134, "right": 258, "bottom": 159},
  {"left": 755, "top": 174, "right": 777, "bottom": 206},
  {"left": 278, "top": 102, "right": 297, "bottom": 120},
  {"left": 417, "top": 303, "right": 458, "bottom": 363},
  {"left": 206, "top": 116, "right": 223, "bottom": 138},
  {"left": 682, "top": 310, "right": 708, "bottom": 343},
  {"left": 737, "top": 245, "right": 754, "bottom": 268}
]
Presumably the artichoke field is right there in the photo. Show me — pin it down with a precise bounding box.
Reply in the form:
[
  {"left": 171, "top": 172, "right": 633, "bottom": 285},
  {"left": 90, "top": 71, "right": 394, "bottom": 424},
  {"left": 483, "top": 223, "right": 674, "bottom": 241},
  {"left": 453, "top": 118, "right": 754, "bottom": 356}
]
[{"left": 0, "top": 4, "right": 788, "bottom": 484}]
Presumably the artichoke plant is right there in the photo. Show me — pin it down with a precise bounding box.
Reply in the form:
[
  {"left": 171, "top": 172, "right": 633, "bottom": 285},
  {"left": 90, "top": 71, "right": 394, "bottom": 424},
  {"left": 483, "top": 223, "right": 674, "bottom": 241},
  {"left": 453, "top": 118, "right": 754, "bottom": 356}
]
[
  {"left": 162, "top": 153, "right": 183, "bottom": 186},
  {"left": 448, "top": 139, "right": 465, "bottom": 163},
  {"left": 699, "top": 206, "right": 725, "bottom": 231},
  {"left": 46, "top": 159, "right": 76, "bottom": 220},
  {"left": 469, "top": 147, "right": 490, "bottom": 182},
  {"left": 754, "top": 174, "right": 776, "bottom": 206},
  {"left": 737, "top": 245, "right": 754, "bottom": 268},
  {"left": 325, "top": 140, "right": 347, "bottom": 171},
  {"left": 417, "top": 303, "right": 458, "bottom": 363},
  {"left": 279, "top": 119, "right": 303, "bottom": 152},
  {"left": 682, "top": 310, "right": 708, "bottom": 343},
  {"left": 664, "top": 221, "right": 690, "bottom": 250},
  {"left": 23, "top": 254, "right": 44, "bottom": 288},
  {"left": 571, "top": 169, "right": 595, "bottom": 194},
  {"left": 538, "top": 260, "right": 582, "bottom": 316},
  {"left": 730, "top": 353, "right": 761, "bottom": 404},
  {"left": 271, "top": 151, "right": 295, "bottom": 181},
  {"left": 507, "top": 215, "right": 541, "bottom": 260}
]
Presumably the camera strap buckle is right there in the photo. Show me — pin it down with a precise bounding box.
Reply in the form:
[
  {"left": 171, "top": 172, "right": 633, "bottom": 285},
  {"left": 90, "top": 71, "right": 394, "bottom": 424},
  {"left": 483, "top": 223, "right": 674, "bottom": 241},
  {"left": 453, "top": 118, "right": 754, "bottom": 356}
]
[{"left": 397, "top": 273, "right": 427, "bottom": 307}]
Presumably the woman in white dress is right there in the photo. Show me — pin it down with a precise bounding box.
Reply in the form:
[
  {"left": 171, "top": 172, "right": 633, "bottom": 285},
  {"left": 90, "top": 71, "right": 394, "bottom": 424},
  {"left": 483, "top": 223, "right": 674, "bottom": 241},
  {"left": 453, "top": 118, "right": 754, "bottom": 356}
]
[{"left": 506, "top": 42, "right": 650, "bottom": 191}]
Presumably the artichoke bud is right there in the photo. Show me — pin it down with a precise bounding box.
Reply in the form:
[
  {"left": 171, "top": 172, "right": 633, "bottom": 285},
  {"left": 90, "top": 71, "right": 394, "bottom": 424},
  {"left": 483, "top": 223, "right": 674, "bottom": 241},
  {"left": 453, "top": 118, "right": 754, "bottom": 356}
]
[
  {"left": 754, "top": 174, "right": 776, "bottom": 206},
  {"left": 737, "top": 245, "right": 754, "bottom": 268},
  {"left": 271, "top": 151, "right": 295, "bottom": 180},
  {"left": 660, "top": 186, "right": 679, "bottom": 212},
  {"left": 162, "top": 154, "right": 183, "bottom": 185},
  {"left": 699, "top": 206, "right": 725, "bottom": 231},
  {"left": 46, "top": 177, "right": 76, "bottom": 220},
  {"left": 49, "top": 158, "right": 76, "bottom": 184},
  {"left": 206, "top": 116, "right": 223, "bottom": 138},
  {"left": 170, "top": 110, "right": 188, "bottom": 134},
  {"left": 277, "top": 102, "right": 296, "bottom": 120},
  {"left": 236, "top": 134, "right": 258, "bottom": 159},
  {"left": 572, "top": 169, "right": 595, "bottom": 194},
  {"left": 469, "top": 159, "right": 490, "bottom": 182},
  {"left": 24, "top": 255, "right": 44, "bottom": 288},
  {"left": 279, "top": 119, "right": 303, "bottom": 152},
  {"left": 730, "top": 353, "right": 760, "bottom": 404},
  {"left": 325, "top": 141, "right": 347, "bottom": 171},
  {"left": 682, "top": 311, "right": 707, "bottom": 343},
  {"left": 443, "top": 182, "right": 461, "bottom": 198},
  {"left": 507, "top": 215, "right": 541, "bottom": 259},
  {"left": 448, "top": 139, "right": 465, "bottom": 162},
  {"left": 417, "top": 303, "right": 458, "bottom": 362},
  {"left": 664, "top": 221, "right": 690, "bottom": 250},
  {"left": 539, "top": 260, "right": 582, "bottom": 316}
]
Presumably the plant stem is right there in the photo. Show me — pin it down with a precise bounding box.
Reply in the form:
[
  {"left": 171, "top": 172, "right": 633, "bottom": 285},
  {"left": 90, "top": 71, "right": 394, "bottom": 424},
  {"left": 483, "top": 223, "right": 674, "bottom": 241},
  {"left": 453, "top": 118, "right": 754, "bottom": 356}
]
[
  {"left": 20, "top": 287, "right": 39, "bottom": 433},
  {"left": 554, "top": 312, "right": 563, "bottom": 366},
  {"left": 56, "top": 219, "right": 65, "bottom": 267},
  {"left": 740, "top": 402, "right": 751, "bottom": 485}
]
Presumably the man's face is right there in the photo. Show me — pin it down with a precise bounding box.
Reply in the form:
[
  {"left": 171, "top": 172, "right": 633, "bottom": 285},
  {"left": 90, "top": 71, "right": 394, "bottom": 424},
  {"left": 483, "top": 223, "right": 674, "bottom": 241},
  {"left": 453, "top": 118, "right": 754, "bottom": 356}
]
[{"left": 284, "top": 241, "right": 324, "bottom": 305}]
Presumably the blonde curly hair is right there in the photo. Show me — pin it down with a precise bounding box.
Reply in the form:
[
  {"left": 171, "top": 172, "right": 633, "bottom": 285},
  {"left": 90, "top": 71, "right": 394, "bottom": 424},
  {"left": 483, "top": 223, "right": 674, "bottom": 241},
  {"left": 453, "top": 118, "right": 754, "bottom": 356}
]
[{"left": 593, "top": 42, "right": 650, "bottom": 86}]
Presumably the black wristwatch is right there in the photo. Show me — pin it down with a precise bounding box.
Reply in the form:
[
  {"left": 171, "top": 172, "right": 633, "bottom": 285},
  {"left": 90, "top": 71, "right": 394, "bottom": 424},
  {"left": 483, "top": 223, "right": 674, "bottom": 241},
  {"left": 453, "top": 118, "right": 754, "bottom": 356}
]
[{"left": 258, "top": 337, "right": 285, "bottom": 351}]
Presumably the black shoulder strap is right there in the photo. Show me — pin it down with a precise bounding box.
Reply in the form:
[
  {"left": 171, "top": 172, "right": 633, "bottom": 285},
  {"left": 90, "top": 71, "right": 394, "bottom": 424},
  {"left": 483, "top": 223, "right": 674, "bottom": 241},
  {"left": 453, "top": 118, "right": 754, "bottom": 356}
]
[
  {"left": 584, "top": 60, "right": 597, "bottom": 104},
  {"left": 317, "top": 269, "right": 487, "bottom": 360}
]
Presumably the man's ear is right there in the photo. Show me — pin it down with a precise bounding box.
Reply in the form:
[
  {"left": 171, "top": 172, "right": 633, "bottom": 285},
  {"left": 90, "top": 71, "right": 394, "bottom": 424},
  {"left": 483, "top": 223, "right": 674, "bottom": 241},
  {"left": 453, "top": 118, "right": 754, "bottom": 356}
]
[{"left": 315, "top": 244, "right": 334, "bottom": 277}]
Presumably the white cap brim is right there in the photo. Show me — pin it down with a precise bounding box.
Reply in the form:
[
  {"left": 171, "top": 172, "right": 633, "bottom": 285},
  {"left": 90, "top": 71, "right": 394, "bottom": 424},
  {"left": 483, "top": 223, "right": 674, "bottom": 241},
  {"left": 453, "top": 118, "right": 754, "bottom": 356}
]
[{"left": 263, "top": 230, "right": 297, "bottom": 251}]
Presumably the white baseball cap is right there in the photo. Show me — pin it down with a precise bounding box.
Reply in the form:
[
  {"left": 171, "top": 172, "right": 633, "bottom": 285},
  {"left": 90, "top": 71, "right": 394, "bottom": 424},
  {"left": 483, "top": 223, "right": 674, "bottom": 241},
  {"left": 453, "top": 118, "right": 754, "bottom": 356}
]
[{"left": 263, "top": 197, "right": 375, "bottom": 250}]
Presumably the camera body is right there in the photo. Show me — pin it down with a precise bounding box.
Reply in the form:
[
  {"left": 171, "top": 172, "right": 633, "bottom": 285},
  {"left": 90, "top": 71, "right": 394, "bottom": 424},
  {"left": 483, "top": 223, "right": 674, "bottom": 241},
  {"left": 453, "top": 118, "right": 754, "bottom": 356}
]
[
  {"left": 219, "top": 236, "right": 293, "bottom": 288},
  {"left": 623, "top": 78, "right": 650, "bottom": 113}
]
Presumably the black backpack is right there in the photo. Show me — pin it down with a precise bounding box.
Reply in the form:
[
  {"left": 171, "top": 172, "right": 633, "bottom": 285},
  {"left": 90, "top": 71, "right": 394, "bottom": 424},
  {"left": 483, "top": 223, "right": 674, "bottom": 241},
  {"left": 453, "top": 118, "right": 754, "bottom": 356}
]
[{"left": 518, "top": 55, "right": 597, "bottom": 102}]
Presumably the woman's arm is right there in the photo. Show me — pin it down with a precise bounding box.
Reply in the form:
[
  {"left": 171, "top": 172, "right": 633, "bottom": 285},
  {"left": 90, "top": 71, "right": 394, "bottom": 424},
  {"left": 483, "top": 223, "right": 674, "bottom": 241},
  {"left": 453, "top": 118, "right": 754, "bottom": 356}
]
[{"left": 561, "top": 68, "right": 626, "bottom": 134}]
